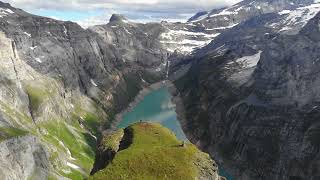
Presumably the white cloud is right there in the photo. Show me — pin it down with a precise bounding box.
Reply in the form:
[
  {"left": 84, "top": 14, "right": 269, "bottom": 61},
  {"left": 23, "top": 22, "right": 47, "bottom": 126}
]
[
  {"left": 5, "top": 0, "right": 241, "bottom": 11},
  {"left": 3, "top": 0, "right": 243, "bottom": 27},
  {"left": 76, "top": 16, "right": 107, "bottom": 28},
  {"left": 76, "top": 11, "right": 116, "bottom": 28}
]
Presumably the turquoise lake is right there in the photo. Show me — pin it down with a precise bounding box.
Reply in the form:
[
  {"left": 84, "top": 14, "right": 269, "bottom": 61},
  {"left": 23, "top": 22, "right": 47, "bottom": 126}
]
[
  {"left": 117, "top": 86, "right": 233, "bottom": 180},
  {"left": 117, "top": 87, "right": 187, "bottom": 140}
]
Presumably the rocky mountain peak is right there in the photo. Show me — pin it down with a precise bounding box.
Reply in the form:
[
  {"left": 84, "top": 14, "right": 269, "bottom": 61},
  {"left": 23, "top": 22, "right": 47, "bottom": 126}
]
[
  {"left": 109, "top": 14, "right": 128, "bottom": 23},
  {"left": 187, "top": 11, "right": 208, "bottom": 22},
  {"left": 0, "top": 1, "right": 13, "bottom": 9}
]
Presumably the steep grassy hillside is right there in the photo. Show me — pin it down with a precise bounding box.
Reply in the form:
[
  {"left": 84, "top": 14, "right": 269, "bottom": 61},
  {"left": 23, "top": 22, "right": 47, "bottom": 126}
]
[{"left": 90, "top": 122, "right": 223, "bottom": 180}]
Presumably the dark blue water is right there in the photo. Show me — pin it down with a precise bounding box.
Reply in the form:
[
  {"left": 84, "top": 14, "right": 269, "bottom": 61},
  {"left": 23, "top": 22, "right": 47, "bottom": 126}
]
[{"left": 220, "top": 167, "right": 234, "bottom": 180}]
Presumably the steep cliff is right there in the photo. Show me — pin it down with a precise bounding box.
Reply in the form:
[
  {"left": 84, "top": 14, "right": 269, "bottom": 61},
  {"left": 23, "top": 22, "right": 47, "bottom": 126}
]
[
  {"left": 172, "top": 4, "right": 320, "bottom": 180},
  {"left": 0, "top": 1, "right": 170, "bottom": 179}
]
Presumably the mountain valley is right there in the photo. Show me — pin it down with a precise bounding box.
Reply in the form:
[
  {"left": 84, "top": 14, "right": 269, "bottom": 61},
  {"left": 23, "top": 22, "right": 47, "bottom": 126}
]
[{"left": 0, "top": 0, "right": 319, "bottom": 179}]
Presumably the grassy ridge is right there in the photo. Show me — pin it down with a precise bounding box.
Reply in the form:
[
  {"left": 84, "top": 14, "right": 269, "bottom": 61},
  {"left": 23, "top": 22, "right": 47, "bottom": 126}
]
[{"left": 91, "top": 122, "right": 208, "bottom": 180}]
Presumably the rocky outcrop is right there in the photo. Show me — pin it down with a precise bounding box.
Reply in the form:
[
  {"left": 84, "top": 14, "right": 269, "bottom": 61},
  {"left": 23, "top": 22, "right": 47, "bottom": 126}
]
[
  {"left": 109, "top": 14, "right": 128, "bottom": 23},
  {"left": 0, "top": 135, "right": 50, "bottom": 180}
]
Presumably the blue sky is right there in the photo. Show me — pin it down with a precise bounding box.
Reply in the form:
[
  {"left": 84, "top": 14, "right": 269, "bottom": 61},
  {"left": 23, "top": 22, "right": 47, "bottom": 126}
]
[
  {"left": 4, "top": 0, "right": 241, "bottom": 27},
  {"left": 33, "top": 9, "right": 105, "bottom": 22}
]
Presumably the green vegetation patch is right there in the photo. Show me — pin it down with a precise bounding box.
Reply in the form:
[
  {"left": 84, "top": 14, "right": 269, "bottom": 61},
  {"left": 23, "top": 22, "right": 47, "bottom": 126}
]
[
  {"left": 40, "top": 121, "right": 96, "bottom": 176},
  {"left": 24, "top": 84, "right": 51, "bottom": 112},
  {"left": 72, "top": 100, "right": 103, "bottom": 138},
  {"left": 83, "top": 112, "right": 101, "bottom": 136},
  {"left": 60, "top": 169, "right": 84, "bottom": 180},
  {"left": 0, "top": 101, "right": 34, "bottom": 127},
  {"left": 102, "top": 129, "right": 124, "bottom": 151},
  {"left": 91, "top": 122, "right": 203, "bottom": 180},
  {"left": 0, "top": 126, "right": 28, "bottom": 142}
]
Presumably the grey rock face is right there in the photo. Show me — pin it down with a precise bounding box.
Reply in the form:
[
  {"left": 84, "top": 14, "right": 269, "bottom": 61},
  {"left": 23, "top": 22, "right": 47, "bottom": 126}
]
[
  {"left": 0, "top": 135, "right": 50, "bottom": 180},
  {"left": 172, "top": 6, "right": 320, "bottom": 180},
  {"left": 0, "top": 2, "right": 170, "bottom": 179}
]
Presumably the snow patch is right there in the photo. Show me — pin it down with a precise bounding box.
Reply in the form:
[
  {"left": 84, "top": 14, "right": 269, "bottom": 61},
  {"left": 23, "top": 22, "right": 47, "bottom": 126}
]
[
  {"left": 30, "top": 46, "right": 37, "bottom": 50},
  {"left": 123, "top": 27, "right": 132, "bottom": 34},
  {"left": 90, "top": 79, "right": 98, "bottom": 87},
  {"left": 0, "top": 8, "right": 14, "bottom": 18},
  {"left": 228, "top": 51, "right": 262, "bottom": 68},
  {"left": 160, "top": 29, "right": 220, "bottom": 53},
  {"left": 23, "top": 32, "right": 31, "bottom": 37},
  {"left": 63, "top": 25, "right": 68, "bottom": 36},
  {"left": 122, "top": 19, "right": 130, "bottom": 24},
  {"left": 66, "top": 162, "right": 80, "bottom": 169},
  {"left": 58, "top": 140, "right": 76, "bottom": 160},
  {"left": 4, "top": 9, "right": 14, "bottom": 14},
  {"left": 278, "top": 10, "right": 292, "bottom": 15},
  {"left": 210, "top": 8, "right": 238, "bottom": 17},
  {"left": 206, "top": 23, "right": 239, "bottom": 30},
  {"left": 275, "top": 3, "right": 320, "bottom": 32},
  {"left": 35, "top": 58, "right": 42, "bottom": 63}
]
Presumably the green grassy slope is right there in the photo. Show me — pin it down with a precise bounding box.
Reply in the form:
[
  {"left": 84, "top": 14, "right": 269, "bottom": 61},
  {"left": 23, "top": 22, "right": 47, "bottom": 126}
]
[{"left": 91, "top": 122, "right": 218, "bottom": 180}]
